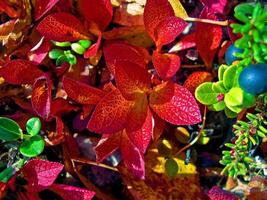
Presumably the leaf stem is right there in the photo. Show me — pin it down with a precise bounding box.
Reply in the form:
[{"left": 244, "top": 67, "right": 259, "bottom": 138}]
[
  {"left": 175, "top": 106, "right": 207, "bottom": 156},
  {"left": 71, "top": 157, "right": 119, "bottom": 172},
  {"left": 185, "top": 17, "right": 229, "bottom": 26}
]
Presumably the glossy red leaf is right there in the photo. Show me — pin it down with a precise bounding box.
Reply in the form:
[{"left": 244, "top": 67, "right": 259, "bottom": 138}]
[
  {"left": 200, "top": 0, "right": 227, "bottom": 14},
  {"left": 62, "top": 76, "right": 105, "bottom": 105},
  {"left": 149, "top": 81, "right": 201, "bottom": 125},
  {"left": 34, "top": 0, "right": 60, "bottom": 20},
  {"left": 115, "top": 61, "right": 150, "bottom": 99},
  {"left": 78, "top": 0, "right": 113, "bottom": 31},
  {"left": 50, "top": 184, "right": 95, "bottom": 200},
  {"left": 95, "top": 133, "right": 121, "bottom": 162},
  {"left": 152, "top": 51, "right": 181, "bottom": 80},
  {"left": 183, "top": 71, "right": 213, "bottom": 94},
  {"left": 37, "top": 12, "right": 89, "bottom": 42},
  {"left": 0, "top": 59, "right": 43, "bottom": 84},
  {"left": 155, "top": 16, "right": 188, "bottom": 48},
  {"left": 143, "top": 0, "right": 174, "bottom": 41},
  {"left": 31, "top": 76, "right": 52, "bottom": 120},
  {"left": 169, "top": 33, "right": 196, "bottom": 53},
  {"left": 28, "top": 37, "right": 51, "bottom": 65},
  {"left": 195, "top": 8, "right": 222, "bottom": 68},
  {"left": 127, "top": 108, "right": 153, "bottom": 153},
  {"left": 21, "top": 159, "right": 63, "bottom": 192},
  {"left": 121, "top": 133, "right": 145, "bottom": 179},
  {"left": 103, "top": 42, "right": 147, "bottom": 75},
  {"left": 87, "top": 89, "right": 133, "bottom": 134},
  {"left": 84, "top": 32, "right": 102, "bottom": 58}
]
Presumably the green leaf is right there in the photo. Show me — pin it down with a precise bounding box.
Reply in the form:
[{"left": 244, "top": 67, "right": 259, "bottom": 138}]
[
  {"left": 26, "top": 117, "right": 41, "bottom": 136},
  {"left": 0, "top": 167, "right": 14, "bottom": 183},
  {"left": 71, "top": 43, "right": 86, "bottom": 55},
  {"left": 64, "top": 51, "right": 77, "bottom": 65},
  {"left": 56, "top": 55, "right": 68, "bottom": 66},
  {"left": 19, "top": 135, "right": 45, "bottom": 157},
  {"left": 224, "top": 107, "right": 238, "bottom": 118},
  {"left": 226, "top": 105, "right": 243, "bottom": 113},
  {"left": 212, "top": 81, "right": 227, "bottom": 93},
  {"left": 208, "top": 101, "right": 225, "bottom": 111},
  {"left": 225, "top": 143, "right": 235, "bottom": 148},
  {"left": 0, "top": 117, "right": 22, "bottom": 141},
  {"left": 218, "top": 65, "right": 228, "bottom": 82},
  {"left": 165, "top": 158, "right": 179, "bottom": 178},
  {"left": 52, "top": 41, "right": 71, "bottom": 47},
  {"left": 223, "top": 65, "right": 238, "bottom": 89},
  {"left": 195, "top": 82, "right": 219, "bottom": 105},
  {"left": 225, "top": 87, "right": 244, "bottom": 107},
  {"left": 48, "top": 49, "right": 64, "bottom": 59},
  {"left": 78, "top": 40, "right": 92, "bottom": 49},
  {"left": 243, "top": 92, "right": 256, "bottom": 108}
]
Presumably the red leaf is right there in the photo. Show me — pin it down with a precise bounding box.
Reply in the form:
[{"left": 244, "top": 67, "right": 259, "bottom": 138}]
[
  {"left": 183, "top": 71, "right": 213, "bottom": 94},
  {"left": 155, "top": 16, "right": 188, "bottom": 48},
  {"left": 121, "top": 133, "right": 145, "bottom": 179},
  {"left": 169, "top": 33, "right": 196, "bottom": 53},
  {"left": 21, "top": 159, "right": 63, "bottom": 192},
  {"left": 195, "top": 8, "right": 222, "bottom": 68},
  {"left": 95, "top": 133, "right": 121, "bottom": 162},
  {"left": 103, "top": 42, "right": 147, "bottom": 75},
  {"left": 28, "top": 37, "right": 51, "bottom": 65},
  {"left": 115, "top": 61, "right": 150, "bottom": 99},
  {"left": 152, "top": 51, "right": 181, "bottom": 80},
  {"left": 149, "top": 81, "right": 201, "bottom": 125},
  {"left": 208, "top": 186, "right": 239, "bottom": 200},
  {"left": 143, "top": 0, "right": 174, "bottom": 41},
  {"left": 51, "top": 98, "right": 78, "bottom": 117},
  {"left": 127, "top": 108, "right": 153, "bottom": 153},
  {"left": 87, "top": 89, "right": 133, "bottom": 134},
  {"left": 84, "top": 32, "right": 102, "bottom": 58},
  {"left": 31, "top": 76, "right": 52, "bottom": 120},
  {"left": 50, "top": 184, "right": 95, "bottom": 200},
  {"left": 126, "top": 93, "right": 149, "bottom": 132},
  {"left": 0, "top": 59, "right": 43, "bottom": 84},
  {"left": 62, "top": 76, "right": 105, "bottom": 105},
  {"left": 34, "top": 0, "right": 60, "bottom": 20},
  {"left": 78, "top": 0, "right": 113, "bottom": 31},
  {"left": 37, "top": 12, "right": 89, "bottom": 42},
  {"left": 200, "top": 0, "right": 227, "bottom": 14}
]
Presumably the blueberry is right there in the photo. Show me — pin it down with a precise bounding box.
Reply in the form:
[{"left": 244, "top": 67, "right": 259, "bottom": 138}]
[
  {"left": 225, "top": 44, "right": 243, "bottom": 65},
  {"left": 239, "top": 64, "right": 267, "bottom": 95}
]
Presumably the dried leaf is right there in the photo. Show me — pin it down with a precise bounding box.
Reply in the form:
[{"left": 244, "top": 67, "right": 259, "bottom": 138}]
[{"left": 168, "top": 0, "right": 188, "bottom": 19}]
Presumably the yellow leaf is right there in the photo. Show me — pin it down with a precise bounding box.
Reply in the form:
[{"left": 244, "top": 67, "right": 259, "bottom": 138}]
[{"left": 168, "top": 0, "right": 188, "bottom": 19}]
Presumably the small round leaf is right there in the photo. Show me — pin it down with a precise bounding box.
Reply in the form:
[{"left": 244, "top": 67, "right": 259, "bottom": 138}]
[
  {"left": 165, "top": 158, "right": 179, "bottom": 178},
  {"left": 19, "top": 135, "right": 45, "bottom": 157},
  {"left": 26, "top": 117, "right": 41, "bottom": 136},
  {"left": 78, "top": 40, "right": 92, "bottom": 49}
]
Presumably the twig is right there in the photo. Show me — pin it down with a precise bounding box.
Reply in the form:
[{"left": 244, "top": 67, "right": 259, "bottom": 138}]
[
  {"left": 175, "top": 106, "right": 207, "bottom": 156},
  {"left": 71, "top": 157, "right": 119, "bottom": 172},
  {"left": 180, "top": 64, "right": 205, "bottom": 69},
  {"left": 185, "top": 17, "right": 229, "bottom": 26}
]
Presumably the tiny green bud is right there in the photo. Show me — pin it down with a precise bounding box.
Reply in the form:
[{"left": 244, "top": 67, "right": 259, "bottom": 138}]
[
  {"left": 78, "top": 40, "right": 92, "bottom": 49},
  {"left": 71, "top": 43, "right": 86, "bottom": 55},
  {"left": 49, "top": 49, "right": 64, "bottom": 59}
]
